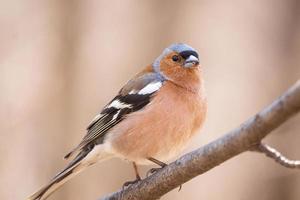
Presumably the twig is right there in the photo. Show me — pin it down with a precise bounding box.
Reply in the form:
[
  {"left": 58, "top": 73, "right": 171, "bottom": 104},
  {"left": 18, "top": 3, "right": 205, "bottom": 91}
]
[
  {"left": 100, "top": 80, "right": 300, "bottom": 200},
  {"left": 254, "top": 143, "right": 300, "bottom": 168}
]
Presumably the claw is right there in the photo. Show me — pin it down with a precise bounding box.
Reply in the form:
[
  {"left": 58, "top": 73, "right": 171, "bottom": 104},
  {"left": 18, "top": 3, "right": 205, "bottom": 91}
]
[
  {"left": 178, "top": 184, "right": 182, "bottom": 192},
  {"left": 146, "top": 167, "right": 160, "bottom": 177},
  {"left": 122, "top": 177, "right": 141, "bottom": 190},
  {"left": 119, "top": 177, "right": 141, "bottom": 199}
]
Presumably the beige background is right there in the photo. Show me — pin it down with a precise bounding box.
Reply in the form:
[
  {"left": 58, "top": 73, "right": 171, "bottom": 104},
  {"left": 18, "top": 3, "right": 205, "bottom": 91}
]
[{"left": 0, "top": 0, "right": 300, "bottom": 200}]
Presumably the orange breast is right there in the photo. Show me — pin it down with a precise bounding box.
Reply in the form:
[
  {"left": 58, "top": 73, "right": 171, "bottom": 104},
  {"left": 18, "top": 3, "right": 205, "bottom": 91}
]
[{"left": 106, "top": 81, "right": 207, "bottom": 165}]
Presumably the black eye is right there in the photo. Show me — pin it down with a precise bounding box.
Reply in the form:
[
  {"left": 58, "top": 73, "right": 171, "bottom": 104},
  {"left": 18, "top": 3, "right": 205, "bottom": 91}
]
[{"left": 172, "top": 55, "right": 180, "bottom": 62}]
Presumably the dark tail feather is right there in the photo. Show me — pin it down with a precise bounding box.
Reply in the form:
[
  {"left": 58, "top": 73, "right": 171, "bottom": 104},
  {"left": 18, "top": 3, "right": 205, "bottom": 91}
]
[
  {"left": 27, "top": 151, "right": 90, "bottom": 200},
  {"left": 64, "top": 144, "right": 83, "bottom": 160}
]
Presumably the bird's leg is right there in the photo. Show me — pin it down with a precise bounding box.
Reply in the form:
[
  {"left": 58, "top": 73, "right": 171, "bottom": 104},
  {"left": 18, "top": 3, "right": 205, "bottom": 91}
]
[
  {"left": 146, "top": 157, "right": 167, "bottom": 177},
  {"left": 147, "top": 157, "right": 182, "bottom": 191},
  {"left": 133, "top": 162, "right": 141, "bottom": 181},
  {"left": 122, "top": 162, "right": 141, "bottom": 188}
]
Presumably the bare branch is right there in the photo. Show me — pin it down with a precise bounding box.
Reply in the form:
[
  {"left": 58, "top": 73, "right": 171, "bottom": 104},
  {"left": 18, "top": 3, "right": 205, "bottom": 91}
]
[
  {"left": 254, "top": 143, "right": 300, "bottom": 168},
  {"left": 100, "top": 80, "right": 300, "bottom": 200}
]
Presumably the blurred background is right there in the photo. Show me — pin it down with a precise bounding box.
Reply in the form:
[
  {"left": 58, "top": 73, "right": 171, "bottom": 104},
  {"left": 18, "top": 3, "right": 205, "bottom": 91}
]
[{"left": 1, "top": 0, "right": 300, "bottom": 199}]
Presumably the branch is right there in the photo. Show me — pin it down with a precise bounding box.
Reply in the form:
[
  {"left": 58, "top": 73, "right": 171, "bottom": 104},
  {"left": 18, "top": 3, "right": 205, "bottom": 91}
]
[
  {"left": 253, "top": 143, "right": 300, "bottom": 168},
  {"left": 100, "top": 80, "right": 300, "bottom": 200}
]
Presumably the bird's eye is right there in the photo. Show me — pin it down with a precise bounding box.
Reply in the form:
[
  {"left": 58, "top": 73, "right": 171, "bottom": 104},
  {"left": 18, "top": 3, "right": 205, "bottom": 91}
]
[{"left": 172, "top": 55, "right": 180, "bottom": 62}]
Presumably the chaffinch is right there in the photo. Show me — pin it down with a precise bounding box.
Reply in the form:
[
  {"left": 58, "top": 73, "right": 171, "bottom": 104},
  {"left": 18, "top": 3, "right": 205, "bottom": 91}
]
[{"left": 28, "top": 43, "right": 207, "bottom": 200}]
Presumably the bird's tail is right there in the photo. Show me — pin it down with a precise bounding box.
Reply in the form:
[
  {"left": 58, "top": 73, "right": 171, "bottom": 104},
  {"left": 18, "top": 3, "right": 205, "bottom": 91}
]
[
  {"left": 27, "top": 150, "right": 89, "bottom": 200},
  {"left": 27, "top": 146, "right": 111, "bottom": 200}
]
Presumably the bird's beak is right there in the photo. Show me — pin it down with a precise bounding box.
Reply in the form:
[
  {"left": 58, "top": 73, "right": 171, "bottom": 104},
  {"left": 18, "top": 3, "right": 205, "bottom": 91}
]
[{"left": 184, "top": 55, "right": 199, "bottom": 68}]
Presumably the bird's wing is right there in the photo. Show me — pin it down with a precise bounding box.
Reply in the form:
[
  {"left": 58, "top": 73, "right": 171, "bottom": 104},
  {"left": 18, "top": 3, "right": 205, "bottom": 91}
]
[{"left": 64, "top": 72, "right": 165, "bottom": 159}]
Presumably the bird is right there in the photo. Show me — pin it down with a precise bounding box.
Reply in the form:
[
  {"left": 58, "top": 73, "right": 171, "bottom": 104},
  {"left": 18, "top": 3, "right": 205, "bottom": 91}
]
[{"left": 27, "top": 43, "right": 207, "bottom": 200}]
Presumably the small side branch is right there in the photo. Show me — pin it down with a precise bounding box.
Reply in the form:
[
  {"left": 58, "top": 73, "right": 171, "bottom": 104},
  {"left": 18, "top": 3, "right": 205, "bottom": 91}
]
[{"left": 254, "top": 143, "right": 300, "bottom": 168}]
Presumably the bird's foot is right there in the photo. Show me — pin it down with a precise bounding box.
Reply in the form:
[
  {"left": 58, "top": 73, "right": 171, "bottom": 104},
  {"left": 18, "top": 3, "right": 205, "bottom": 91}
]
[
  {"left": 146, "top": 165, "right": 166, "bottom": 177},
  {"left": 122, "top": 177, "right": 141, "bottom": 190},
  {"left": 146, "top": 164, "right": 182, "bottom": 191},
  {"left": 119, "top": 177, "right": 141, "bottom": 199}
]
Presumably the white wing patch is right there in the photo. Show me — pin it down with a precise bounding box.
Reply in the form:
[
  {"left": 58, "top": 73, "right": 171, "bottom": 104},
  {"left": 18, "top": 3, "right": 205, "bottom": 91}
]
[
  {"left": 112, "top": 110, "right": 121, "bottom": 120},
  {"left": 107, "top": 99, "right": 132, "bottom": 109},
  {"left": 138, "top": 81, "right": 162, "bottom": 95}
]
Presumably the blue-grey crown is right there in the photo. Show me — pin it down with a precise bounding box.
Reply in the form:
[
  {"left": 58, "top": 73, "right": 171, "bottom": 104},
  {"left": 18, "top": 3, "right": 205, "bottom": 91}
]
[{"left": 168, "top": 43, "right": 198, "bottom": 55}]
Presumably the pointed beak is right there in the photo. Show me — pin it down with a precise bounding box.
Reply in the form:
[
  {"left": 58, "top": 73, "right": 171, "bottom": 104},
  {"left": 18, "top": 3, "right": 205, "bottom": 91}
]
[{"left": 184, "top": 55, "right": 199, "bottom": 67}]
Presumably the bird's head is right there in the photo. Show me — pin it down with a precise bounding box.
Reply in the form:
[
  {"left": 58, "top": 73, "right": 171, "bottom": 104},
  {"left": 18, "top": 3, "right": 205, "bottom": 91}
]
[
  {"left": 153, "top": 43, "right": 199, "bottom": 71},
  {"left": 153, "top": 43, "right": 201, "bottom": 92}
]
